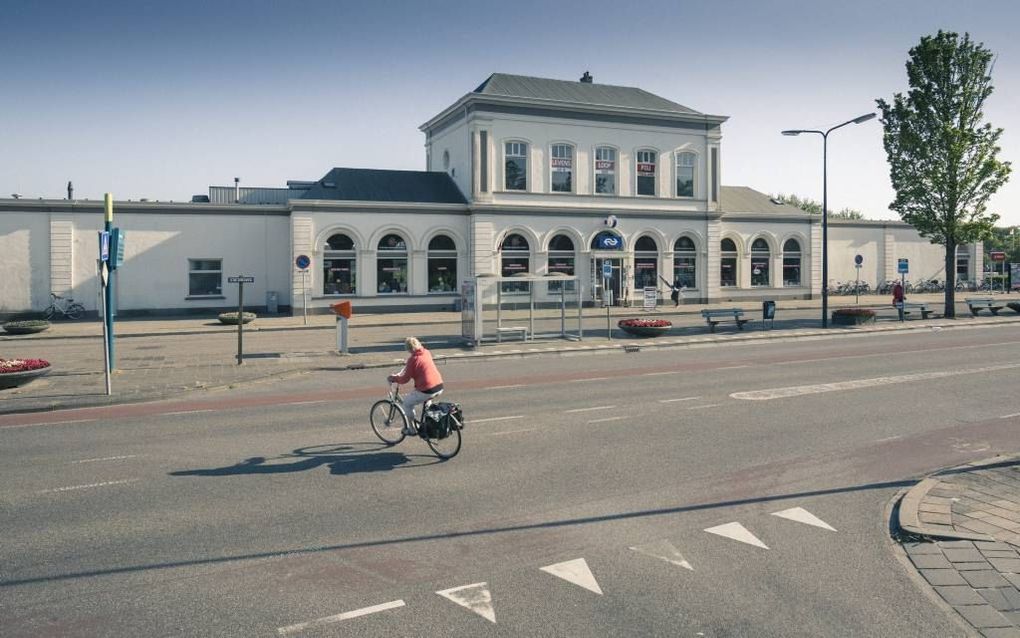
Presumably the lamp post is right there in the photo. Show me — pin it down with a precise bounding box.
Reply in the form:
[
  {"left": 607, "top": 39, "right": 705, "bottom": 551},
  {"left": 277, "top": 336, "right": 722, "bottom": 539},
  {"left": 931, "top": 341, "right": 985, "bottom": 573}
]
[{"left": 782, "top": 112, "right": 876, "bottom": 328}]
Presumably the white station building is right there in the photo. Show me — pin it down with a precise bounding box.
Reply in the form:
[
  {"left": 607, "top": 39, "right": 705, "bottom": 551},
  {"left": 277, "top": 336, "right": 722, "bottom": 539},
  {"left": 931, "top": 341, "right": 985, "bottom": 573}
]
[{"left": 0, "top": 72, "right": 980, "bottom": 318}]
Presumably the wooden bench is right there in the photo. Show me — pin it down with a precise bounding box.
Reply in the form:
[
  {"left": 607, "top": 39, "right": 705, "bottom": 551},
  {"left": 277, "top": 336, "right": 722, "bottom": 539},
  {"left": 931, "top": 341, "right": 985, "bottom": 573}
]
[
  {"left": 966, "top": 298, "right": 1005, "bottom": 316},
  {"left": 496, "top": 326, "right": 529, "bottom": 342},
  {"left": 900, "top": 302, "right": 934, "bottom": 320},
  {"left": 701, "top": 308, "right": 749, "bottom": 333}
]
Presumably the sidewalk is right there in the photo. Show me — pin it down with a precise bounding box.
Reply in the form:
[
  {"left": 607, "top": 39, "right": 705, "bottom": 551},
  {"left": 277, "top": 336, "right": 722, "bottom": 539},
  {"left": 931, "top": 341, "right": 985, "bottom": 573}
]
[
  {"left": 1, "top": 293, "right": 1018, "bottom": 415},
  {"left": 898, "top": 455, "right": 1020, "bottom": 637}
]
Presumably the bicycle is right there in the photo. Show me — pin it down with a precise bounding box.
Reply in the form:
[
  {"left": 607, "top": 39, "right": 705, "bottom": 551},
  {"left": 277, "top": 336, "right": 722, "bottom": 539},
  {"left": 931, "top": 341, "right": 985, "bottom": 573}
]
[
  {"left": 370, "top": 384, "right": 463, "bottom": 459},
  {"left": 44, "top": 292, "right": 86, "bottom": 320}
]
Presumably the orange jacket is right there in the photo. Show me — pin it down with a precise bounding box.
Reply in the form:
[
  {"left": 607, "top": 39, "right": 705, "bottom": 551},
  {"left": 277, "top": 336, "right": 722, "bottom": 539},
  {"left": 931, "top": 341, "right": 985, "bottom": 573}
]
[{"left": 392, "top": 348, "right": 443, "bottom": 392}]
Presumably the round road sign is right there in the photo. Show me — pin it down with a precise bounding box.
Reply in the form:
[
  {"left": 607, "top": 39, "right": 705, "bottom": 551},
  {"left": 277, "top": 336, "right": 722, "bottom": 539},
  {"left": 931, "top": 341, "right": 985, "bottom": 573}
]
[
  {"left": 295, "top": 254, "right": 311, "bottom": 270},
  {"left": 854, "top": 254, "right": 863, "bottom": 266}
]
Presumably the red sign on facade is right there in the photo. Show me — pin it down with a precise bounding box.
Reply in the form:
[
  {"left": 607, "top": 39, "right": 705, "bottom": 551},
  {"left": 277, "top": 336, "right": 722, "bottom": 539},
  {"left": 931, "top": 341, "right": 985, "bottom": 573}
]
[
  {"left": 595, "top": 160, "right": 615, "bottom": 171},
  {"left": 637, "top": 163, "right": 656, "bottom": 176},
  {"left": 991, "top": 251, "right": 1006, "bottom": 262}
]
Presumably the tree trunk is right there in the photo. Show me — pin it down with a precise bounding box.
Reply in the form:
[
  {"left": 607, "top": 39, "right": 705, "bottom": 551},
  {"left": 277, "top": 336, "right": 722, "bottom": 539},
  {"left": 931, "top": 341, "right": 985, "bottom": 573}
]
[{"left": 944, "top": 241, "right": 956, "bottom": 318}]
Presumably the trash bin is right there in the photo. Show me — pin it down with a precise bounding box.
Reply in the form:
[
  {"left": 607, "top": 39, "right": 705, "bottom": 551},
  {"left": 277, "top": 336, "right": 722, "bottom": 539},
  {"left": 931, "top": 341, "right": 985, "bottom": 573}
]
[{"left": 266, "top": 291, "right": 279, "bottom": 314}]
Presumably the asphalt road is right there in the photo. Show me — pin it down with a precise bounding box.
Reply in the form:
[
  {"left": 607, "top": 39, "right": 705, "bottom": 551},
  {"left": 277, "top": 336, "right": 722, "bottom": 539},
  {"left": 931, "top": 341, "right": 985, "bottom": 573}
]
[{"left": 3, "top": 323, "right": 1019, "bottom": 636}]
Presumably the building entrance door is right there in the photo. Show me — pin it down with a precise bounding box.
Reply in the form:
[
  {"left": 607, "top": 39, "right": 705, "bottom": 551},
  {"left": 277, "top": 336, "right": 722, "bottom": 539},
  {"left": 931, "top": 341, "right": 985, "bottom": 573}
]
[{"left": 592, "top": 256, "right": 623, "bottom": 305}]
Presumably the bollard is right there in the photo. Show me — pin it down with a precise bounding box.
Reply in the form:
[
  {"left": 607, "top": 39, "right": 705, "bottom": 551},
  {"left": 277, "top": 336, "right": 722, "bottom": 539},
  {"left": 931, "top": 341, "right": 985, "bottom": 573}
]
[{"left": 331, "top": 301, "right": 353, "bottom": 355}]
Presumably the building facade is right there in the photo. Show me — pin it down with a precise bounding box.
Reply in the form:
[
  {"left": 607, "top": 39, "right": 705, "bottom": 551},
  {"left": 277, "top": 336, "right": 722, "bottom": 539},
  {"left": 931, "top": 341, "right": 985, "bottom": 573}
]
[{"left": 0, "top": 73, "right": 980, "bottom": 318}]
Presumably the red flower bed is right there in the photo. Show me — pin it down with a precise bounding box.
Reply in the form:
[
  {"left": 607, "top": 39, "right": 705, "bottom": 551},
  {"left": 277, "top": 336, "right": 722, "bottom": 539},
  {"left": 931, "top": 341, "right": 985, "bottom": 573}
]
[
  {"left": 0, "top": 358, "right": 51, "bottom": 373},
  {"left": 832, "top": 307, "right": 875, "bottom": 317},
  {"left": 618, "top": 318, "right": 672, "bottom": 328}
]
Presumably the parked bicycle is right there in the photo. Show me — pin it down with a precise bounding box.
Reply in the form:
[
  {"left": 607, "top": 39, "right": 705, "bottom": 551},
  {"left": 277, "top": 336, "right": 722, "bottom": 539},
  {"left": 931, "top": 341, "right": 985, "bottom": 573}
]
[
  {"left": 44, "top": 292, "right": 85, "bottom": 320},
  {"left": 370, "top": 383, "right": 464, "bottom": 459}
]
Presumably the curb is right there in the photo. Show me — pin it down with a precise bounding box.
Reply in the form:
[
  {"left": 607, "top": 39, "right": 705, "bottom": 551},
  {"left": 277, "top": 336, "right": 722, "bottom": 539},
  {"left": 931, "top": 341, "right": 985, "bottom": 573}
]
[{"left": 898, "top": 478, "right": 995, "bottom": 542}]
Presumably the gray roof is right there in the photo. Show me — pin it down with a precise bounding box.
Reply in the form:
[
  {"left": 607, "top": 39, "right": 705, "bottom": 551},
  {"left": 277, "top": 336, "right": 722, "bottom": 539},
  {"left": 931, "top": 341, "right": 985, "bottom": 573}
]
[
  {"left": 473, "top": 73, "right": 701, "bottom": 115},
  {"left": 301, "top": 168, "right": 467, "bottom": 204},
  {"left": 720, "top": 186, "right": 808, "bottom": 216}
]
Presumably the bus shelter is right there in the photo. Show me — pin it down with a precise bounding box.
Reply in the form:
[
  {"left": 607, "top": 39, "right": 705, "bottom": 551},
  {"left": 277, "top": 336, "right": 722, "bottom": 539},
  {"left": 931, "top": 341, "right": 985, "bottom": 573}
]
[{"left": 460, "top": 274, "right": 583, "bottom": 347}]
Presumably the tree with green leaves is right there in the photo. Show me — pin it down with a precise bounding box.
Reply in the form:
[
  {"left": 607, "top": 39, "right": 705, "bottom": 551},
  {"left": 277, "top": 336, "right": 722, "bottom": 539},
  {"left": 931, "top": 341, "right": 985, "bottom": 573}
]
[
  {"left": 877, "top": 30, "right": 1011, "bottom": 317},
  {"left": 773, "top": 193, "right": 864, "bottom": 219}
]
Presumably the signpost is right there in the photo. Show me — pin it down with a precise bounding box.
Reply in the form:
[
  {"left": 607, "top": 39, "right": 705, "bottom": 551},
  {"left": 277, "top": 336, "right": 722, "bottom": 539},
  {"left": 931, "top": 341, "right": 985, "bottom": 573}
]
[
  {"left": 602, "top": 261, "right": 613, "bottom": 339},
  {"left": 642, "top": 287, "right": 657, "bottom": 312},
  {"left": 991, "top": 252, "right": 1006, "bottom": 293},
  {"left": 897, "top": 258, "right": 909, "bottom": 321},
  {"left": 295, "top": 254, "right": 311, "bottom": 325},
  {"left": 854, "top": 254, "right": 863, "bottom": 304},
  {"left": 228, "top": 276, "right": 255, "bottom": 365}
]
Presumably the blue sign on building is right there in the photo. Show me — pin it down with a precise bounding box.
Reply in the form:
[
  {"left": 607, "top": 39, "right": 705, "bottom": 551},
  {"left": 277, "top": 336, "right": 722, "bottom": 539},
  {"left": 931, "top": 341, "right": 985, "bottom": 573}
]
[{"left": 594, "top": 232, "right": 622, "bottom": 250}]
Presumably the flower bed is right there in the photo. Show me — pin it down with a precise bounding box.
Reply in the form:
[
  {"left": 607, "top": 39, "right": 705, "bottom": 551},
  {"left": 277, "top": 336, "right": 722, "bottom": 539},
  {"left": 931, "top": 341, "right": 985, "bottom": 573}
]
[
  {"left": 218, "top": 312, "right": 257, "bottom": 325},
  {"left": 831, "top": 307, "right": 876, "bottom": 325},
  {"left": 0, "top": 358, "right": 51, "bottom": 389},
  {"left": 2, "top": 319, "right": 51, "bottom": 335},
  {"left": 618, "top": 318, "right": 672, "bottom": 337}
]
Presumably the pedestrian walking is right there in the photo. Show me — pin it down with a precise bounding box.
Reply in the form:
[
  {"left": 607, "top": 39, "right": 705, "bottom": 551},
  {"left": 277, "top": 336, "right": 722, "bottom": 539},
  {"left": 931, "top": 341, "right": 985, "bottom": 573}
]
[
  {"left": 892, "top": 280, "right": 905, "bottom": 321},
  {"left": 669, "top": 277, "right": 683, "bottom": 307}
]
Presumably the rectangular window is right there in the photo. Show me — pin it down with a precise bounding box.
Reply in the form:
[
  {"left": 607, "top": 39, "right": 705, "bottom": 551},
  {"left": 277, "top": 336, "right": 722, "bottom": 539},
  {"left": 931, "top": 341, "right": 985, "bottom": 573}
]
[
  {"left": 636, "top": 150, "right": 656, "bottom": 196},
  {"left": 550, "top": 144, "right": 573, "bottom": 193},
  {"left": 674, "top": 257, "right": 696, "bottom": 289},
  {"left": 595, "top": 147, "right": 616, "bottom": 195},
  {"left": 751, "top": 259, "right": 770, "bottom": 287},
  {"left": 323, "top": 258, "right": 357, "bottom": 295},
  {"left": 634, "top": 257, "right": 658, "bottom": 289},
  {"left": 188, "top": 259, "right": 222, "bottom": 296},
  {"left": 505, "top": 142, "right": 527, "bottom": 191},
  {"left": 376, "top": 258, "right": 408, "bottom": 294},
  {"left": 676, "top": 153, "right": 695, "bottom": 197},
  {"left": 428, "top": 257, "right": 457, "bottom": 293},
  {"left": 480, "top": 131, "right": 489, "bottom": 193},
  {"left": 782, "top": 257, "right": 801, "bottom": 286},
  {"left": 547, "top": 254, "right": 575, "bottom": 293},
  {"left": 720, "top": 257, "right": 737, "bottom": 287}
]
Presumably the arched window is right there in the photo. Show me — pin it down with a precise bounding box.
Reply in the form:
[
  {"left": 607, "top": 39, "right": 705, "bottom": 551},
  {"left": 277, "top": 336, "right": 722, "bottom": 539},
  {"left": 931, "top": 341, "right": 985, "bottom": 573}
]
[
  {"left": 505, "top": 141, "right": 528, "bottom": 191},
  {"left": 323, "top": 233, "right": 356, "bottom": 295},
  {"left": 550, "top": 144, "right": 574, "bottom": 193},
  {"left": 720, "top": 238, "right": 737, "bottom": 287},
  {"left": 594, "top": 147, "right": 616, "bottom": 195},
  {"left": 676, "top": 152, "right": 696, "bottom": 197},
  {"left": 956, "top": 244, "right": 970, "bottom": 282},
  {"left": 673, "top": 236, "right": 697, "bottom": 289},
  {"left": 634, "top": 236, "right": 659, "bottom": 289},
  {"left": 428, "top": 235, "right": 457, "bottom": 293},
  {"left": 547, "top": 234, "right": 576, "bottom": 293},
  {"left": 636, "top": 149, "right": 657, "bottom": 196},
  {"left": 500, "top": 233, "right": 530, "bottom": 294},
  {"left": 782, "top": 239, "right": 802, "bottom": 287},
  {"left": 376, "top": 234, "right": 408, "bottom": 294},
  {"left": 751, "top": 238, "right": 771, "bottom": 287}
]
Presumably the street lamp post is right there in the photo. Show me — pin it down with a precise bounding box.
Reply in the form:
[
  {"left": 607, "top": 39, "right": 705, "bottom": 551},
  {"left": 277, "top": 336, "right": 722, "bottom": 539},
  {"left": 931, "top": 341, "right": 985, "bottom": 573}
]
[{"left": 782, "top": 113, "right": 876, "bottom": 328}]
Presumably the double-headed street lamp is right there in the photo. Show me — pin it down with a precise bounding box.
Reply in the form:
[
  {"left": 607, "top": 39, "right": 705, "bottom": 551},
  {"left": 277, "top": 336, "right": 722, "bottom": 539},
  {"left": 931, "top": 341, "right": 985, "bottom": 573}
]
[{"left": 782, "top": 112, "right": 876, "bottom": 328}]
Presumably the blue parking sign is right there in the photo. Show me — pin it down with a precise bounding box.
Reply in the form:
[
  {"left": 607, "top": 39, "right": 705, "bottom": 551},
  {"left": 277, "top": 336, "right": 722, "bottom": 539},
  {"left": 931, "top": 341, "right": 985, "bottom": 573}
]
[
  {"left": 897, "top": 258, "right": 909, "bottom": 274},
  {"left": 602, "top": 261, "right": 613, "bottom": 279}
]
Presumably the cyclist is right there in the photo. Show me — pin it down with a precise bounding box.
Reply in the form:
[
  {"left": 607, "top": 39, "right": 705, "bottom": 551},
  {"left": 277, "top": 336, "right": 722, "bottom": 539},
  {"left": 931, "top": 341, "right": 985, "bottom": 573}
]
[{"left": 387, "top": 337, "right": 444, "bottom": 434}]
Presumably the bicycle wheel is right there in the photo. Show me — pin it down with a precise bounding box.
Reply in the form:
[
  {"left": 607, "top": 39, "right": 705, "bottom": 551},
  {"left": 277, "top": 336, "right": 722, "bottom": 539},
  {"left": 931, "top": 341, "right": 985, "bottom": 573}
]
[
  {"left": 425, "top": 414, "right": 462, "bottom": 459},
  {"left": 44, "top": 305, "right": 56, "bottom": 320},
  {"left": 67, "top": 303, "right": 85, "bottom": 320},
  {"left": 370, "top": 399, "right": 407, "bottom": 445}
]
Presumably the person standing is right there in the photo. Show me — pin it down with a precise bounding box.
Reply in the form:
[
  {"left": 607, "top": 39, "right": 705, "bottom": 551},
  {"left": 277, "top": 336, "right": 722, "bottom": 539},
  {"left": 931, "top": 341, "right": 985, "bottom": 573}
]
[
  {"left": 670, "top": 277, "right": 683, "bottom": 307},
  {"left": 892, "top": 281, "right": 905, "bottom": 321}
]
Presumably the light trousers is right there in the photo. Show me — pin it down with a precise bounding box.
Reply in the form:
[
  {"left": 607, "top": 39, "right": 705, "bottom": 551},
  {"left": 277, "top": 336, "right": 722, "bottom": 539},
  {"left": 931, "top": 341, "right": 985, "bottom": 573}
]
[{"left": 402, "top": 388, "right": 443, "bottom": 424}]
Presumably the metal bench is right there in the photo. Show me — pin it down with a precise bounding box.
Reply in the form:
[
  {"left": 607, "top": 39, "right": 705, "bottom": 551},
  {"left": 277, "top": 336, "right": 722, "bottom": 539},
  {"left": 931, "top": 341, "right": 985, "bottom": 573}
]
[
  {"left": 900, "top": 302, "right": 934, "bottom": 320},
  {"left": 701, "top": 308, "right": 749, "bottom": 333},
  {"left": 966, "top": 298, "right": 1004, "bottom": 316},
  {"left": 496, "top": 326, "right": 529, "bottom": 342}
]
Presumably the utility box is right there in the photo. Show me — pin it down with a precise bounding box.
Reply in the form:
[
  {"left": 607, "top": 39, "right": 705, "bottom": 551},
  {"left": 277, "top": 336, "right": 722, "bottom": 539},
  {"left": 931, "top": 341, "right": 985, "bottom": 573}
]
[{"left": 266, "top": 291, "right": 279, "bottom": 314}]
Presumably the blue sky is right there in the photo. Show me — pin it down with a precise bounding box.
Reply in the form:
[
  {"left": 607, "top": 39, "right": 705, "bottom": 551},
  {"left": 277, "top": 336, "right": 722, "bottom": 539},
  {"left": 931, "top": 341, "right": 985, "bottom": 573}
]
[{"left": 2, "top": 0, "right": 1018, "bottom": 224}]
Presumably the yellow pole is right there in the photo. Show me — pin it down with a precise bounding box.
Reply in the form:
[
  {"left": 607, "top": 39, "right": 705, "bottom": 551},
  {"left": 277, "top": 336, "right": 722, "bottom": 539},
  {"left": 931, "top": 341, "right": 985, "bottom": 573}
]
[{"left": 104, "top": 193, "right": 113, "bottom": 223}]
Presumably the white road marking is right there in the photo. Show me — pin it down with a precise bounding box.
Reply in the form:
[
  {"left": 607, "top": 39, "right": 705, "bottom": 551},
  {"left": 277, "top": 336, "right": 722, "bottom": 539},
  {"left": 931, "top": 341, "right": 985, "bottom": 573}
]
[
  {"left": 587, "top": 416, "right": 626, "bottom": 424},
  {"left": 730, "top": 363, "right": 1020, "bottom": 401},
  {"left": 2, "top": 418, "right": 98, "bottom": 429},
  {"left": 436, "top": 582, "right": 496, "bottom": 624},
  {"left": 643, "top": 371, "right": 683, "bottom": 376},
  {"left": 717, "top": 365, "right": 751, "bottom": 370},
  {"left": 1000, "top": 412, "right": 1020, "bottom": 419},
  {"left": 486, "top": 428, "right": 536, "bottom": 436},
  {"left": 289, "top": 400, "right": 328, "bottom": 406},
  {"left": 704, "top": 522, "right": 769, "bottom": 549},
  {"left": 875, "top": 435, "right": 902, "bottom": 443},
  {"left": 38, "top": 479, "right": 140, "bottom": 494},
  {"left": 771, "top": 507, "right": 837, "bottom": 531},
  {"left": 629, "top": 540, "right": 694, "bottom": 570},
  {"left": 658, "top": 396, "right": 701, "bottom": 404},
  {"left": 161, "top": 409, "right": 215, "bottom": 417},
  {"left": 487, "top": 384, "right": 525, "bottom": 390},
  {"left": 277, "top": 599, "right": 405, "bottom": 635},
  {"left": 686, "top": 403, "right": 723, "bottom": 410},
  {"left": 540, "top": 558, "right": 603, "bottom": 595},
  {"left": 564, "top": 405, "right": 616, "bottom": 413},
  {"left": 469, "top": 415, "right": 525, "bottom": 424},
  {"left": 72, "top": 455, "right": 139, "bottom": 464},
  {"left": 569, "top": 377, "right": 611, "bottom": 383}
]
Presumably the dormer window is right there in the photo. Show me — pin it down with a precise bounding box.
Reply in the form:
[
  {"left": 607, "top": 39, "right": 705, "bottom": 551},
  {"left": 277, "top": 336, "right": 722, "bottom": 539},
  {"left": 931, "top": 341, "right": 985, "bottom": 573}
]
[
  {"left": 636, "top": 150, "right": 657, "bottom": 196},
  {"left": 505, "top": 142, "right": 528, "bottom": 191},
  {"left": 594, "top": 147, "right": 616, "bottom": 195},
  {"left": 550, "top": 144, "right": 574, "bottom": 193},
  {"left": 676, "top": 152, "right": 696, "bottom": 197}
]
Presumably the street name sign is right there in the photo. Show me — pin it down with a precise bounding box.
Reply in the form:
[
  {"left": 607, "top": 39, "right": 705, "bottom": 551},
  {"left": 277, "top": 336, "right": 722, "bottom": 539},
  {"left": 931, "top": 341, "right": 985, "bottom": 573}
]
[{"left": 228, "top": 276, "right": 255, "bottom": 284}]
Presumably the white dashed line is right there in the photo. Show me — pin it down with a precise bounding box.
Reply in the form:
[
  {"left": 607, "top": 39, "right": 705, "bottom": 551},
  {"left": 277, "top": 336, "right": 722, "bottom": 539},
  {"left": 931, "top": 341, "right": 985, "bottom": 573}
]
[
  {"left": 588, "top": 416, "right": 626, "bottom": 424},
  {"left": 569, "top": 377, "right": 611, "bottom": 383},
  {"left": 277, "top": 600, "right": 405, "bottom": 635},
  {"left": 72, "top": 455, "right": 139, "bottom": 464},
  {"left": 1000, "top": 412, "right": 1020, "bottom": 419},
  {"left": 686, "top": 403, "right": 723, "bottom": 410},
  {"left": 38, "top": 479, "right": 140, "bottom": 494},
  {"left": 717, "top": 365, "right": 750, "bottom": 370},
  {"left": 2, "top": 418, "right": 98, "bottom": 429},
  {"left": 487, "top": 384, "right": 525, "bottom": 390},
  {"left": 161, "top": 409, "right": 215, "bottom": 417},
  {"left": 658, "top": 396, "right": 701, "bottom": 404},
  {"left": 486, "top": 428, "right": 536, "bottom": 436},
  {"left": 289, "top": 400, "right": 328, "bottom": 406},
  {"left": 643, "top": 371, "right": 683, "bottom": 376},
  {"left": 469, "top": 415, "right": 525, "bottom": 424},
  {"left": 564, "top": 405, "right": 616, "bottom": 413},
  {"left": 875, "top": 435, "right": 902, "bottom": 443}
]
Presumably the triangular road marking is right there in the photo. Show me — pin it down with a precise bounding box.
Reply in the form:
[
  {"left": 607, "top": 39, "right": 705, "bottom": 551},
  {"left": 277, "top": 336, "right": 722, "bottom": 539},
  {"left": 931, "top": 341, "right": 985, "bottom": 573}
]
[
  {"left": 771, "top": 507, "right": 837, "bottom": 531},
  {"left": 540, "top": 558, "right": 603, "bottom": 595},
  {"left": 704, "top": 522, "right": 769, "bottom": 549},
  {"left": 436, "top": 582, "right": 496, "bottom": 624},
  {"left": 629, "top": 540, "right": 694, "bottom": 570}
]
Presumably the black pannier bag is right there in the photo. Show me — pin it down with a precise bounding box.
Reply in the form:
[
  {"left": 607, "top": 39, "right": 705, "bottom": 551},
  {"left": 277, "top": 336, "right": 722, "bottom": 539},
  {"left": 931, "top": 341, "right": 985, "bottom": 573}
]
[{"left": 423, "top": 402, "right": 463, "bottom": 439}]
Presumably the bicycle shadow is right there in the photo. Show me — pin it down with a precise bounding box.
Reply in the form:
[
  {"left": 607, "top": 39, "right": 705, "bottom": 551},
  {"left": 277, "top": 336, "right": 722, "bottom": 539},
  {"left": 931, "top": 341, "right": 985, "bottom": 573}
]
[{"left": 168, "top": 441, "right": 441, "bottom": 478}]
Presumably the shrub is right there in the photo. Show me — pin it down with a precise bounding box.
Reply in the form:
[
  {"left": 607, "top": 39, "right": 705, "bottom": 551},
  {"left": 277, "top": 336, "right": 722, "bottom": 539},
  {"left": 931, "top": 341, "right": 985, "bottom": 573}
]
[
  {"left": 0, "top": 358, "right": 51, "bottom": 373},
  {"left": 618, "top": 318, "right": 673, "bottom": 328},
  {"left": 2, "top": 319, "right": 51, "bottom": 334},
  {"left": 1008, "top": 302, "right": 1020, "bottom": 314},
  {"left": 218, "top": 312, "right": 256, "bottom": 325}
]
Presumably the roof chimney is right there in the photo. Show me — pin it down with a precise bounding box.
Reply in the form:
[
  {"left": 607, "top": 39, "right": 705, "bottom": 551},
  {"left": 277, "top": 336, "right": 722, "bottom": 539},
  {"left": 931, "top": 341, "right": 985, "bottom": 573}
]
[
  {"left": 580, "top": 71, "right": 593, "bottom": 84},
  {"left": 67, "top": 181, "right": 74, "bottom": 200}
]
